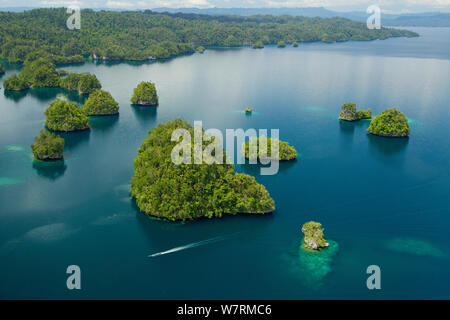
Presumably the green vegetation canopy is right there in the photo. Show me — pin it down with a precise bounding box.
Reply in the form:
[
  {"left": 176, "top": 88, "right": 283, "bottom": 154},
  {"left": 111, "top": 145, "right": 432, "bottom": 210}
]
[
  {"left": 44, "top": 99, "right": 90, "bottom": 132},
  {"left": 81, "top": 89, "right": 119, "bottom": 115},
  {"left": 3, "top": 74, "right": 29, "bottom": 91},
  {"left": 243, "top": 137, "right": 298, "bottom": 161},
  {"left": 339, "top": 102, "right": 371, "bottom": 121},
  {"left": 301, "top": 221, "right": 328, "bottom": 250},
  {"left": 60, "top": 72, "right": 101, "bottom": 95},
  {"left": 0, "top": 9, "right": 417, "bottom": 63},
  {"left": 131, "top": 118, "right": 275, "bottom": 221},
  {"left": 367, "top": 108, "right": 410, "bottom": 137},
  {"left": 131, "top": 81, "right": 158, "bottom": 105},
  {"left": 31, "top": 129, "right": 64, "bottom": 160}
]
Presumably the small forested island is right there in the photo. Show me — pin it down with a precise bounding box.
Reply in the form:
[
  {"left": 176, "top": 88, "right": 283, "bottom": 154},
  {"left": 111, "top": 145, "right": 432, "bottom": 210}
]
[
  {"left": 44, "top": 99, "right": 90, "bottom": 132},
  {"left": 131, "top": 81, "right": 159, "bottom": 106},
  {"left": 22, "top": 58, "right": 61, "bottom": 88},
  {"left": 339, "top": 102, "right": 372, "bottom": 121},
  {"left": 301, "top": 221, "right": 329, "bottom": 250},
  {"left": 131, "top": 119, "right": 275, "bottom": 221},
  {"left": 31, "top": 129, "right": 65, "bottom": 161},
  {"left": 2, "top": 57, "right": 101, "bottom": 95},
  {"left": 3, "top": 74, "right": 29, "bottom": 91},
  {"left": 277, "top": 40, "right": 286, "bottom": 48},
  {"left": 252, "top": 40, "right": 265, "bottom": 49},
  {"left": 0, "top": 9, "right": 417, "bottom": 64},
  {"left": 3, "top": 58, "right": 60, "bottom": 90},
  {"left": 367, "top": 108, "right": 410, "bottom": 137},
  {"left": 293, "top": 41, "right": 299, "bottom": 47},
  {"left": 243, "top": 137, "right": 298, "bottom": 161},
  {"left": 60, "top": 72, "right": 102, "bottom": 95},
  {"left": 245, "top": 107, "right": 252, "bottom": 114},
  {"left": 81, "top": 89, "right": 119, "bottom": 116},
  {"left": 196, "top": 46, "right": 205, "bottom": 53}
]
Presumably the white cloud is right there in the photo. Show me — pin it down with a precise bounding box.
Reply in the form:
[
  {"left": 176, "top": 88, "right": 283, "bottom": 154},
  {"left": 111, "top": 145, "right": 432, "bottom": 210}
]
[
  {"left": 105, "top": 1, "right": 131, "bottom": 8},
  {"left": 119, "top": 0, "right": 214, "bottom": 9},
  {"left": 39, "top": 0, "right": 82, "bottom": 6},
  {"left": 0, "top": 0, "right": 448, "bottom": 12}
]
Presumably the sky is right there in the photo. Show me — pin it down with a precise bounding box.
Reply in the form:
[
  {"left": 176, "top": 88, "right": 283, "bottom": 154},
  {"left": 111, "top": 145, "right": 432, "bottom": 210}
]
[{"left": 0, "top": 0, "right": 449, "bottom": 13}]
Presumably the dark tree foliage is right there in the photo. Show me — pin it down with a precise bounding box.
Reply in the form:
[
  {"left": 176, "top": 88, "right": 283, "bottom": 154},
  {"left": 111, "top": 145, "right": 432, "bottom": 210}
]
[
  {"left": 131, "top": 118, "right": 275, "bottom": 221},
  {"left": 0, "top": 8, "right": 418, "bottom": 64}
]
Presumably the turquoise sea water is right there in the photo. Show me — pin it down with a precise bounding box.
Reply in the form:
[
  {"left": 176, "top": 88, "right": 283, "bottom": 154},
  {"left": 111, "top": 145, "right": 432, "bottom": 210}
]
[{"left": 0, "top": 27, "right": 449, "bottom": 299}]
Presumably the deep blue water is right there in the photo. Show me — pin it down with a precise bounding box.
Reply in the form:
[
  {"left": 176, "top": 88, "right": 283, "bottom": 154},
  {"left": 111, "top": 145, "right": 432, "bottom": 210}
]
[{"left": 0, "top": 27, "right": 449, "bottom": 299}]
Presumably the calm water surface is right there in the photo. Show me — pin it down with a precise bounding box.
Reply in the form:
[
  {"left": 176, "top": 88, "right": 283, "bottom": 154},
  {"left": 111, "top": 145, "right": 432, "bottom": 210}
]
[{"left": 0, "top": 27, "right": 449, "bottom": 299}]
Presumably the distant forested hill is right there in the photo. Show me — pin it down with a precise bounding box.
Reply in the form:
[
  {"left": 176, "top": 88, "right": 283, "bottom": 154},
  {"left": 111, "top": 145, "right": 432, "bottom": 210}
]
[
  {"left": 153, "top": 7, "right": 450, "bottom": 27},
  {"left": 0, "top": 8, "right": 418, "bottom": 64},
  {"left": 383, "top": 13, "right": 450, "bottom": 27}
]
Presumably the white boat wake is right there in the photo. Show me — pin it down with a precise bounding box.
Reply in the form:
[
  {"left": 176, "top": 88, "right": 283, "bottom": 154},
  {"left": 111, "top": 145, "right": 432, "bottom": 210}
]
[{"left": 148, "top": 236, "right": 229, "bottom": 258}]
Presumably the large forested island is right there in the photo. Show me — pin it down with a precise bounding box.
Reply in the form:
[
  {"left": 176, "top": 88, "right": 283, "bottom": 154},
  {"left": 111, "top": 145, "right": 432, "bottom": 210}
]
[
  {"left": 131, "top": 119, "right": 275, "bottom": 221},
  {"left": 0, "top": 8, "right": 418, "bottom": 64}
]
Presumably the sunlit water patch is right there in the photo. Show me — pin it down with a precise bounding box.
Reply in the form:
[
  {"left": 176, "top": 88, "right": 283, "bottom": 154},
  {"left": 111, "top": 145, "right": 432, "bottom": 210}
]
[
  {"left": 91, "top": 213, "right": 134, "bottom": 226},
  {"left": 407, "top": 118, "right": 422, "bottom": 130},
  {"left": 0, "top": 177, "right": 23, "bottom": 187},
  {"left": 286, "top": 240, "right": 339, "bottom": 289},
  {"left": 23, "top": 223, "right": 80, "bottom": 243},
  {"left": 385, "top": 237, "right": 445, "bottom": 258},
  {"left": 0, "top": 223, "right": 80, "bottom": 256},
  {"left": 114, "top": 184, "right": 131, "bottom": 197},
  {"left": 4, "top": 145, "right": 25, "bottom": 152}
]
